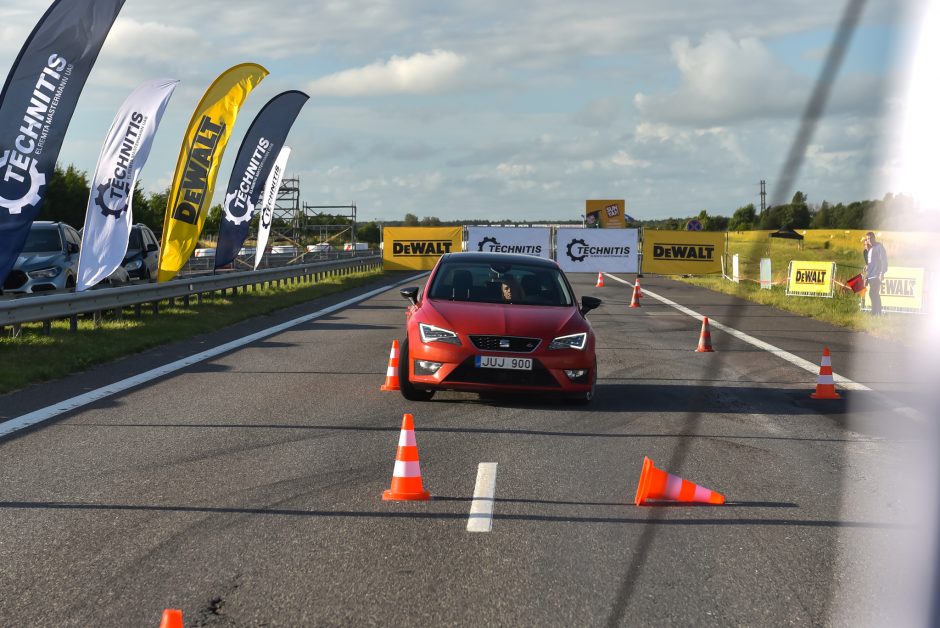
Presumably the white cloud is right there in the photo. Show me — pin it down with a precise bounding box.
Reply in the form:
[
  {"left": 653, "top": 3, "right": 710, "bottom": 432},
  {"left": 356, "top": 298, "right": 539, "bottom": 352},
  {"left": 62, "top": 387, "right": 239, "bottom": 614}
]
[
  {"left": 308, "top": 50, "right": 468, "bottom": 96},
  {"left": 574, "top": 97, "right": 622, "bottom": 128},
  {"left": 635, "top": 31, "right": 806, "bottom": 126}
]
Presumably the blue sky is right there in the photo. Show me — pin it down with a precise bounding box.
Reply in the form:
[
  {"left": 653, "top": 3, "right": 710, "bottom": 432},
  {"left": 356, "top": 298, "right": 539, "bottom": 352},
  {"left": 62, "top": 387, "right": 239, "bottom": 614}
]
[{"left": 0, "top": 0, "right": 903, "bottom": 223}]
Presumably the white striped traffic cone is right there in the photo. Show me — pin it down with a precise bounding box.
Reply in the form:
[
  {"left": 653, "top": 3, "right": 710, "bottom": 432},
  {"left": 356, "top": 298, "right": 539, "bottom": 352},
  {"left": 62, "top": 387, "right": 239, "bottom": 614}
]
[
  {"left": 810, "top": 347, "right": 841, "bottom": 399},
  {"left": 380, "top": 340, "right": 400, "bottom": 391}
]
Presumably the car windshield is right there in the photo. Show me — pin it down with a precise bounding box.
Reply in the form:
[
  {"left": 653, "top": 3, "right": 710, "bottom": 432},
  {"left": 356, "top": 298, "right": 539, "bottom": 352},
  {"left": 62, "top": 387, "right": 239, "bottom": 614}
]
[
  {"left": 21, "top": 228, "right": 61, "bottom": 253},
  {"left": 128, "top": 229, "right": 143, "bottom": 250},
  {"left": 428, "top": 260, "right": 573, "bottom": 306}
]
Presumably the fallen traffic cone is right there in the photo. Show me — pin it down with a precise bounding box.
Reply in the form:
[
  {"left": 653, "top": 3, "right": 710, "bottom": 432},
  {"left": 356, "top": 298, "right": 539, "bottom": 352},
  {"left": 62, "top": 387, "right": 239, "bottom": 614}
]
[
  {"left": 383, "top": 413, "right": 431, "bottom": 501},
  {"left": 159, "top": 609, "right": 183, "bottom": 628},
  {"left": 695, "top": 317, "right": 714, "bottom": 352},
  {"left": 634, "top": 456, "right": 725, "bottom": 505},
  {"left": 380, "top": 340, "right": 400, "bottom": 391},
  {"left": 629, "top": 283, "right": 641, "bottom": 308},
  {"left": 596, "top": 272, "right": 605, "bottom": 288},
  {"left": 810, "top": 347, "right": 841, "bottom": 399},
  {"left": 635, "top": 277, "right": 643, "bottom": 297}
]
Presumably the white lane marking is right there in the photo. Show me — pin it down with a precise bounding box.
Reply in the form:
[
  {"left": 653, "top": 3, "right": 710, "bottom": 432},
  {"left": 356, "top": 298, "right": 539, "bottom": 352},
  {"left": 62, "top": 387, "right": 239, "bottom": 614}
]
[
  {"left": 0, "top": 273, "right": 428, "bottom": 439},
  {"left": 467, "top": 462, "right": 498, "bottom": 533},
  {"left": 603, "top": 274, "right": 924, "bottom": 422}
]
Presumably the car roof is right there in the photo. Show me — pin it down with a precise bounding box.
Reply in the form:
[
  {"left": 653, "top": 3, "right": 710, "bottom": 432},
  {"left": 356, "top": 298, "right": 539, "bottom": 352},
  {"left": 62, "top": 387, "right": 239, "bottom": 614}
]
[{"left": 437, "top": 251, "right": 558, "bottom": 269}]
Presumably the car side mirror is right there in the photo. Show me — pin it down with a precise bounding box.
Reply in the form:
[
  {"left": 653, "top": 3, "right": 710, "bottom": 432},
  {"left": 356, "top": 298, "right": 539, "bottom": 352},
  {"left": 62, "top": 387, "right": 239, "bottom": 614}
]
[
  {"left": 147, "top": 243, "right": 158, "bottom": 252},
  {"left": 67, "top": 242, "right": 79, "bottom": 254},
  {"left": 580, "top": 296, "right": 601, "bottom": 316},
  {"left": 400, "top": 286, "right": 419, "bottom": 305}
]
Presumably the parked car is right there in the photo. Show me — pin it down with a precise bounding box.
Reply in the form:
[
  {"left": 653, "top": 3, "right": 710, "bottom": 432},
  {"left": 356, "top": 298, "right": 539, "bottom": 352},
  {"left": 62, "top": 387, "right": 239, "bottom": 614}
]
[
  {"left": 121, "top": 223, "right": 160, "bottom": 281},
  {"left": 396, "top": 251, "right": 601, "bottom": 403},
  {"left": 3, "top": 221, "right": 82, "bottom": 293}
]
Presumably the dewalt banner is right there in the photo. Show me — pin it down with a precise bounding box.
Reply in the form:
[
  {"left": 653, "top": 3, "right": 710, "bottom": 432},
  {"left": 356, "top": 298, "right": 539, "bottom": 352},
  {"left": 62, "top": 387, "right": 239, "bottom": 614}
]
[
  {"left": 786, "top": 261, "right": 836, "bottom": 297},
  {"left": 641, "top": 230, "right": 724, "bottom": 275},
  {"left": 586, "top": 199, "right": 626, "bottom": 228},
  {"left": 383, "top": 226, "right": 462, "bottom": 270},
  {"left": 864, "top": 266, "right": 926, "bottom": 312},
  {"left": 157, "top": 63, "right": 268, "bottom": 282}
]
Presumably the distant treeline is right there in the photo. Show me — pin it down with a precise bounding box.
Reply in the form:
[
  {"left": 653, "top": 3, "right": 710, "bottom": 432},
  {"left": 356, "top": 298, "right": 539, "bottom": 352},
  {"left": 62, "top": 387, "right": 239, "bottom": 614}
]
[{"left": 39, "top": 163, "right": 924, "bottom": 243}]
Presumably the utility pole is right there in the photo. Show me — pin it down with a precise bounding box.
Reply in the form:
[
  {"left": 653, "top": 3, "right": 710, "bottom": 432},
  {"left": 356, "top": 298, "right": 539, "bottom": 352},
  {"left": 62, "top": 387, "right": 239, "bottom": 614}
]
[{"left": 760, "top": 180, "right": 767, "bottom": 214}]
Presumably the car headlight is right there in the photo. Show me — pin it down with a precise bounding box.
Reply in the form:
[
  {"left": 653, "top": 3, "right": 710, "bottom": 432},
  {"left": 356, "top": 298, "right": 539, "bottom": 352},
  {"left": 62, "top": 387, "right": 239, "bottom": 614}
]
[
  {"left": 124, "top": 259, "right": 143, "bottom": 270},
  {"left": 27, "top": 267, "right": 61, "bottom": 279},
  {"left": 419, "top": 323, "right": 461, "bottom": 345},
  {"left": 549, "top": 332, "right": 587, "bottom": 350}
]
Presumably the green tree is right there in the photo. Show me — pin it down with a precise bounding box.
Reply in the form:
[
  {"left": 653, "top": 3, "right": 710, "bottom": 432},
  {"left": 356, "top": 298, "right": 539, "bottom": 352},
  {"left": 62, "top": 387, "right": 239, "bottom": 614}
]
[
  {"left": 356, "top": 221, "right": 380, "bottom": 243},
  {"left": 39, "top": 164, "right": 90, "bottom": 228},
  {"left": 203, "top": 204, "right": 223, "bottom": 235},
  {"left": 403, "top": 213, "right": 419, "bottom": 226},
  {"left": 728, "top": 204, "right": 756, "bottom": 231}
]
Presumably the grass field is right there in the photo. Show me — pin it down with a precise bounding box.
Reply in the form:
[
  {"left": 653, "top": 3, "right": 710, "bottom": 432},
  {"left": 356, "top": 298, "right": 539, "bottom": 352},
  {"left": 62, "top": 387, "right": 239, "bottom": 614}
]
[
  {"left": 677, "top": 229, "right": 929, "bottom": 342},
  {"left": 0, "top": 268, "right": 384, "bottom": 395}
]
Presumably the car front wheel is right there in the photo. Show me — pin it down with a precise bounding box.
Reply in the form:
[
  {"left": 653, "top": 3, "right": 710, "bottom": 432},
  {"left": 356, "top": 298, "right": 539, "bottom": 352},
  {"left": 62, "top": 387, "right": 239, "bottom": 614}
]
[{"left": 398, "top": 336, "right": 435, "bottom": 402}]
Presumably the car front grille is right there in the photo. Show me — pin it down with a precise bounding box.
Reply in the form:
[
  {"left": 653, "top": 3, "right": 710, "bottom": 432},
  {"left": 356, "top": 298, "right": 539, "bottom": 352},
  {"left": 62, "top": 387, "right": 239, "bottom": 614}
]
[
  {"left": 469, "top": 335, "right": 541, "bottom": 353},
  {"left": 3, "top": 270, "right": 27, "bottom": 290},
  {"left": 443, "top": 357, "right": 560, "bottom": 388}
]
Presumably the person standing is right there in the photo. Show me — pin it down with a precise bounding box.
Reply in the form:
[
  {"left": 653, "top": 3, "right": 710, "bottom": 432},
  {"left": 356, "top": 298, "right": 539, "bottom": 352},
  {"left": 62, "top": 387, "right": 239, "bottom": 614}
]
[{"left": 864, "top": 231, "right": 888, "bottom": 315}]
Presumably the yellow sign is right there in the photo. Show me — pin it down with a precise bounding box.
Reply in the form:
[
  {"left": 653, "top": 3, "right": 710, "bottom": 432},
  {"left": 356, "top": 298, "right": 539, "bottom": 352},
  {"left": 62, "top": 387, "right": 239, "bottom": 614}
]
[
  {"left": 383, "top": 226, "right": 463, "bottom": 271},
  {"left": 641, "top": 230, "right": 724, "bottom": 275},
  {"left": 157, "top": 63, "right": 268, "bottom": 282},
  {"left": 786, "top": 260, "right": 836, "bottom": 297},
  {"left": 586, "top": 200, "right": 626, "bottom": 228},
  {"left": 864, "top": 266, "right": 925, "bottom": 312}
]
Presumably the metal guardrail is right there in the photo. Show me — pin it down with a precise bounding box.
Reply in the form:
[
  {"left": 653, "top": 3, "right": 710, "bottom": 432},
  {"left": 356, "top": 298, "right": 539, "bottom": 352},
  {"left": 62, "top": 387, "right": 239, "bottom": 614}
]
[{"left": 0, "top": 254, "right": 381, "bottom": 331}]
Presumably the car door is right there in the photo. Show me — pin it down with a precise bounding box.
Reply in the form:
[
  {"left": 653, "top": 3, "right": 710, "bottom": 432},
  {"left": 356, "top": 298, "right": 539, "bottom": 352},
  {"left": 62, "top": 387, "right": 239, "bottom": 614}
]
[{"left": 143, "top": 228, "right": 160, "bottom": 276}]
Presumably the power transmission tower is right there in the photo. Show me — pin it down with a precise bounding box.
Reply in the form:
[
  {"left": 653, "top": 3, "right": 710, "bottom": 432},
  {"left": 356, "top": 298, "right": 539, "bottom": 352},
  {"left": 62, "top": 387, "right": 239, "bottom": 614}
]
[{"left": 760, "top": 180, "right": 767, "bottom": 214}]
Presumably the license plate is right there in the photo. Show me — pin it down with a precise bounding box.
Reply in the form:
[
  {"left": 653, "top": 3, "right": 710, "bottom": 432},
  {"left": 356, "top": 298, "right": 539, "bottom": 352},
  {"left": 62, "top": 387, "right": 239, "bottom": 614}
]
[{"left": 475, "top": 355, "right": 533, "bottom": 370}]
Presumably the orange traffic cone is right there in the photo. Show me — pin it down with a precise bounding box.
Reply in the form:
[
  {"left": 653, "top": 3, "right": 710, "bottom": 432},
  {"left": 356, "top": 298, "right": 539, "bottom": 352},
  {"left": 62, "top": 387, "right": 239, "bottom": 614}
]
[
  {"left": 596, "top": 272, "right": 605, "bottom": 288},
  {"left": 380, "top": 340, "right": 400, "bottom": 391},
  {"left": 383, "top": 413, "right": 431, "bottom": 501},
  {"left": 634, "top": 456, "right": 725, "bottom": 505},
  {"left": 695, "top": 317, "right": 714, "bottom": 352},
  {"left": 629, "top": 283, "right": 641, "bottom": 308},
  {"left": 810, "top": 347, "right": 841, "bottom": 399},
  {"left": 160, "top": 609, "right": 183, "bottom": 628},
  {"left": 635, "top": 277, "right": 643, "bottom": 297}
]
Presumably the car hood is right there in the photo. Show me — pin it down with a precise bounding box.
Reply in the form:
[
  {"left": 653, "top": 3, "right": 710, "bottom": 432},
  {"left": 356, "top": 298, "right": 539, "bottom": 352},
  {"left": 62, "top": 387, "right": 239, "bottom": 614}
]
[
  {"left": 424, "top": 299, "right": 583, "bottom": 339},
  {"left": 14, "top": 252, "right": 63, "bottom": 271}
]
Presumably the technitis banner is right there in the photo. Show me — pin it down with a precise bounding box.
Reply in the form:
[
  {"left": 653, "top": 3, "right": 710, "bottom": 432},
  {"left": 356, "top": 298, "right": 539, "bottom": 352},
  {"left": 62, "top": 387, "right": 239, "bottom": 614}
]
[
  {"left": 863, "top": 266, "right": 926, "bottom": 312},
  {"left": 641, "top": 230, "right": 725, "bottom": 275},
  {"left": 383, "top": 226, "right": 462, "bottom": 271},
  {"left": 467, "top": 226, "right": 550, "bottom": 259},
  {"left": 556, "top": 228, "right": 638, "bottom": 273},
  {"left": 0, "top": 0, "right": 126, "bottom": 287},
  {"left": 786, "top": 260, "right": 836, "bottom": 297}
]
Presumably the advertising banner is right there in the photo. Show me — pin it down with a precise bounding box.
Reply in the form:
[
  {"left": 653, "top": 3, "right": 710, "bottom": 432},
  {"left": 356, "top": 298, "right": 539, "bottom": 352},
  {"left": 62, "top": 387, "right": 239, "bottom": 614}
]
[
  {"left": 786, "top": 260, "right": 836, "bottom": 297},
  {"left": 383, "top": 226, "right": 462, "bottom": 271},
  {"left": 555, "top": 228, "right": 638, "bottom": 273},
  {"left": 467, "top": 226, "right": 550, "bottom": 258},
  {"left": 254, "top": 146, "right": 290, "bottom": 270},
  {"left": 641, "top": 230, "right": 725, "bottom": 275},
  {"left": 215, "top": 90, "right": 309, "bottom": 268},
  {"left": 863, "top": 266, "right": 926, "bottom": 312},
  {"left": 585, "top": 199, "right": 626, "bottom": 228},
  {"left": 0, "top": 0, "right": 126, "bottom": 287},
  {"left": 157, "top": 63, "right": 268, "bottom": 282},
  {"left": 76, "top": 78, "right": 177, "bottom": 291}
]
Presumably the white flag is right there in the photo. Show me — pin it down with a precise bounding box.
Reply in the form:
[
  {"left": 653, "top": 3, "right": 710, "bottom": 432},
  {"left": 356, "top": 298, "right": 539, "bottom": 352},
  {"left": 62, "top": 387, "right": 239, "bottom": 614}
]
[
  {"left": 254, "top": 145, "right": 291, "bottom": 270},
  {"left": 76, "top": 78, "right": 178, "bottom": 291}
]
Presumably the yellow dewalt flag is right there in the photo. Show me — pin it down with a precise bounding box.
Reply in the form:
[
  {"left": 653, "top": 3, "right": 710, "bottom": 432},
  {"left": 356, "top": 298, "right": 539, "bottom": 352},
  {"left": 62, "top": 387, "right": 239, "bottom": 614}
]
[{"left": 157, "top": 63, "right": 268, "bottom": 282}]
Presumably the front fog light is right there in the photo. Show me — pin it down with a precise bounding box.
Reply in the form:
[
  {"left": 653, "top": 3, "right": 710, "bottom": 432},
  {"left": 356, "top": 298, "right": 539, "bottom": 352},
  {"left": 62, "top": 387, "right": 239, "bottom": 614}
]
[
  {"left": 565, "top": 369, "right": 588, "bottom": 380},
  {"left": 415, "top": 360, "right": 443, "bottom": 375}
]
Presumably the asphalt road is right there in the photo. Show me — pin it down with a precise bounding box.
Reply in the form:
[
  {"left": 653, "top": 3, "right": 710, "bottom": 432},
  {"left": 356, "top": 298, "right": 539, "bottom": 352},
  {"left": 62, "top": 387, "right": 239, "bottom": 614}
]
[{"left": 0, "top": 273, "right": 928, "bottom": 626}]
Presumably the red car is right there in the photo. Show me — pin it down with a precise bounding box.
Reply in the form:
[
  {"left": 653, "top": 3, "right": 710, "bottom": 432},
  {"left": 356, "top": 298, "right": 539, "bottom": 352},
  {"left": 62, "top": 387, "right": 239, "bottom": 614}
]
[{"left": 397, "top": 252, "right": 601, "bottom": 403}]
